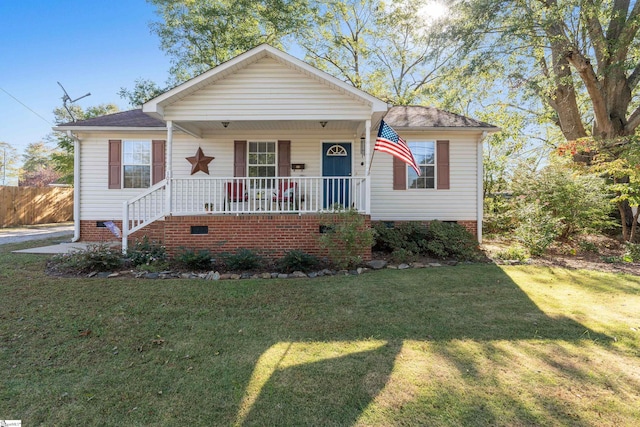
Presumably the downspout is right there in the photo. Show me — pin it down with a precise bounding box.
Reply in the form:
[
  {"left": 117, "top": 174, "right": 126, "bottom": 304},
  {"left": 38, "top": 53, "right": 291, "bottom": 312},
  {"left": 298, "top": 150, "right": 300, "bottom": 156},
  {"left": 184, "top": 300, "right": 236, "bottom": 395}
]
[
  {"left": 364, "top": 119, "right": 371, "bottom": 214},
  {"left": 477, "top": 131, "right": 488, "bottom": 244},
  {"left": 69, "top": 131, "right": 81, "bottom": 242}
]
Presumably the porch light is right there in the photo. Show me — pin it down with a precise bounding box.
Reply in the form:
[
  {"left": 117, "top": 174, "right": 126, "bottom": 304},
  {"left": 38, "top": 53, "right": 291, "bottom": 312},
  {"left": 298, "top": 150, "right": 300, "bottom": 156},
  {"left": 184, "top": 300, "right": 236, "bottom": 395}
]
[
  {"left": 319, "top": 121, "right": 328, "bottom": 128},
  {"left": 222, "top": 121, "right": 230, "bottom": 128}
]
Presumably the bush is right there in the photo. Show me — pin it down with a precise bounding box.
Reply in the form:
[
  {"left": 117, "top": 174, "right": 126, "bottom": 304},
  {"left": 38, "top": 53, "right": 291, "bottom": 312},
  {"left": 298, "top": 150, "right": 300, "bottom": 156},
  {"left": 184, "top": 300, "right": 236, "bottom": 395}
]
[
  {"left": 373, "top": 221, "right": 429, "bottom": 254},
  {"left": 319, "top": 209, "right": 374, "bottom": 269},
  {"left": 425, "top": 221, "right": 481, "bottom": 260},
  {"left": 624, "top": 242, "right": 640, "bottom": 262},
  {"left": 277, "top": 250, "right": 320, "bottom": 273},
  {"left": 513, "top": 200, "right": 560, "bottom": 256},
  {"left": 51, "top": 243, "right": 123, "bottom": 273},
  {"left": 221, "top": 248, "right": 263, "bottom": 271},
  {"left": 174, "top": 248, "right": 213, "bottom": 270},
  {"left": 126, "top": 236, "right": 167, "bottom": 267},
  {"left": 494, "top": 245, "right": 530, "bottom": 262},
  {"left": 390, "top": 248, "right": 416, "bottom": 264}
]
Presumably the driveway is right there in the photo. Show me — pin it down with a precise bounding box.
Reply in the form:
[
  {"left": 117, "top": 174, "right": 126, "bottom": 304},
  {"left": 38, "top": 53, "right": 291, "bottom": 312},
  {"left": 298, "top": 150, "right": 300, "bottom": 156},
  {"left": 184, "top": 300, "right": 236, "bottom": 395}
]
[{"left": 0, "top": 223, "right": 74, "bottom": 245}]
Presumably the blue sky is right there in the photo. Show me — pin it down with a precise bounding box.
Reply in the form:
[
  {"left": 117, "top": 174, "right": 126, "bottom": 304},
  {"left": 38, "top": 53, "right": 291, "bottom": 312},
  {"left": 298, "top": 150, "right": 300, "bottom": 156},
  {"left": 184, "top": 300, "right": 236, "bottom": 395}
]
[{"left": 0, "top": 0, "right": 171, "bottom": 158}]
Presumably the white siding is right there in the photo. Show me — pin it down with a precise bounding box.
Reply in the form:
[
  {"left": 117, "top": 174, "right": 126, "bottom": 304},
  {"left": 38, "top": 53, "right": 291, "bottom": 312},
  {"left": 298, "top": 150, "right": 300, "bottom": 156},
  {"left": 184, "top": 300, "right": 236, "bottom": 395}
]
[
  {"left": 163, "top": 58, "right": 373, "bottom": 121},
  {"left": 77, "top": 130, "right": 363, "bottom": 220},
  {"left": 369, "top": 132, "right": 480, "bottom": 221}
]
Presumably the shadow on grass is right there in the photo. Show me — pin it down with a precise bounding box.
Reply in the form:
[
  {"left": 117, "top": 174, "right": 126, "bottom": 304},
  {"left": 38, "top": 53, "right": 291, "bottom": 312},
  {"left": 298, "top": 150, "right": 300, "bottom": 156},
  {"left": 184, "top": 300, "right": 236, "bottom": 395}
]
[
  {"left": 206, "top": 263, "right": 610, "bottom": 425},
  {"left": 3, "top": 256, "right": 624, "bottom": 426}
]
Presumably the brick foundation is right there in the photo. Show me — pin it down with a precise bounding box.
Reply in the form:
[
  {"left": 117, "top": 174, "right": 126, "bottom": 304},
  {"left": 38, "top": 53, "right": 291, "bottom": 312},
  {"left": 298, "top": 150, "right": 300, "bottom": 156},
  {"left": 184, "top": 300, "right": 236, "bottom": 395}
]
[{"left": 79, "top": 214, "right": 372, "bottom": 261}]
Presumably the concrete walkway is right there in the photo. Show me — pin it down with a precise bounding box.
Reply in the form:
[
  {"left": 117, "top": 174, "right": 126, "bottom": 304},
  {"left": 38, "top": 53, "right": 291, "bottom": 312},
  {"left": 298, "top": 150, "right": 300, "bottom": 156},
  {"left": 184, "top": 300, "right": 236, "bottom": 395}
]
[{"left": 0, "top": 222, "right": 80, "bottom": 254}]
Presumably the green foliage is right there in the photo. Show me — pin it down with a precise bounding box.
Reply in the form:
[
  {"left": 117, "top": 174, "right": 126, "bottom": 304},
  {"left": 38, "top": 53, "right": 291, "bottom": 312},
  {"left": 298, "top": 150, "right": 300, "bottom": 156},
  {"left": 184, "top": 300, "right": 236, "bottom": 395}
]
[
  {"left": 511, "top": 162, "right": 614, "bottom": 240},
  {"left": 0, "top": 141, "right": 20, "bottom": 185},
  {"left": 390, "top": 248, "right": 416, "bottom": 264},
  {"left": 276, "top": 250, "right": 321, "bottom": 273},
  {"left": 221, "top": 248, "right": 263, "bottom": 271},
  {"left": 513, "top": 200, "right": 560, "bottom": 256},
  {"left": 51, "top": 243, "right": 123, "bottom": 273},
  {"left": 425, "top": 221, "right": 481, "bottom": 261},
  {"left": 373, "top": 221, "right": 430, "bottom": 254},
  {"left": 174, "top": 248, "right": 213, "bottom": 271},
  {"left": 118, "top": 78, "right": 167, "bottom": 107},
  {"left": 494, "top": 245, "right": 530, "bottom": 263},
  {"left": 319, "top": 210, "right": 374, "bottom": 269},
  {"left": 577, "top": 240, "right": 599, "bottom": 253},
  {"left": 624, "top": 243, "right": 640, "bottom": 263},
  {"left": 126, "top": 236, "right": 168, "bottom": 267}
]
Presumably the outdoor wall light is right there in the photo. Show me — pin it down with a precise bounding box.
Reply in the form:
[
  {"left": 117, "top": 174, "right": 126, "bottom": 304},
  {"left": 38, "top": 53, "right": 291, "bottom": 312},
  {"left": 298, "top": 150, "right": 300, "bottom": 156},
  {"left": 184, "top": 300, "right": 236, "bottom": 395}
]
[
  {"left": 319, "top": 121, "right": 328, "bottom": 128},
  {"left": 221, "top": 121, "right": 230, "bottom": 128}
]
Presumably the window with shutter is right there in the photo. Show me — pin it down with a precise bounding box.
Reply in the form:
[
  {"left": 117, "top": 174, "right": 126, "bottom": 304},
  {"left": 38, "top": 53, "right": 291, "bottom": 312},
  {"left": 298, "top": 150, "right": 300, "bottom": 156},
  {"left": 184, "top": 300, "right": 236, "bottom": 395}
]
[
  {"left": 108, "top": 139, "right": 164, "bottom": 189},
  {"left": 392, "top": 140, "right": 450, "bottom": 190}
]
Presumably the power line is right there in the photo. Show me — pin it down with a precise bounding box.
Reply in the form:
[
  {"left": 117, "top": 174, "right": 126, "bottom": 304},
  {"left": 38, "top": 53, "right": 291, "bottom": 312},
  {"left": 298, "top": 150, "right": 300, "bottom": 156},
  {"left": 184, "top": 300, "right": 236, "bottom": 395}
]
[{"left": 0, "top": 86, "right": 52, "bottom": 125}]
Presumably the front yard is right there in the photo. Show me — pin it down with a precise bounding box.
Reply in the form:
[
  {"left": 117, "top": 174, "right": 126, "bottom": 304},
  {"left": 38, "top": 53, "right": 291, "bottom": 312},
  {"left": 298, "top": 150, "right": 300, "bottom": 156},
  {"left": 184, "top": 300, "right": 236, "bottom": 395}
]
[{"left": 1, "top": 238, "right": 639, "bottom": 426}]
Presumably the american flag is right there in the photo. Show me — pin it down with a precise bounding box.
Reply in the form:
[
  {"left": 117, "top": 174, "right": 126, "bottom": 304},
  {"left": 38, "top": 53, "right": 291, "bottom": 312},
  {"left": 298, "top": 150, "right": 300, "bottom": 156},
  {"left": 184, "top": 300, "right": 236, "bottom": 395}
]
[{"left": 374, "top": 120, "right": 421, "bottom": 176}]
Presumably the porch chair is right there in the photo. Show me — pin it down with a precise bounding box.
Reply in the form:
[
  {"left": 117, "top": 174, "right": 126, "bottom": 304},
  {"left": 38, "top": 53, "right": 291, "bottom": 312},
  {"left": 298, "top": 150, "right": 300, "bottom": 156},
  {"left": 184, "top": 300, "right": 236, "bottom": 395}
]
[
  {"left": 225, "top": 181, "right": 248, "bottom": 211},
  {"left": 273, "top": 181, "right": 299, "bottom": 211}
]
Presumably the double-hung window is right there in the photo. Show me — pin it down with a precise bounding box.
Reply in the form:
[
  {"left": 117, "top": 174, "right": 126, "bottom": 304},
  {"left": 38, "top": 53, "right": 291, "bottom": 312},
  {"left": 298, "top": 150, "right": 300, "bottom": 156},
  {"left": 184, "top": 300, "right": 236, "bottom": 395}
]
[
  {"left": 123, "top": 140, "right": 151, "bottom": 188},
  {"left": 407, "top": 141, "right": 435, "bottom": 189},
  {"left": 248, "top": 141, "right": 276, "bottom": 179}
]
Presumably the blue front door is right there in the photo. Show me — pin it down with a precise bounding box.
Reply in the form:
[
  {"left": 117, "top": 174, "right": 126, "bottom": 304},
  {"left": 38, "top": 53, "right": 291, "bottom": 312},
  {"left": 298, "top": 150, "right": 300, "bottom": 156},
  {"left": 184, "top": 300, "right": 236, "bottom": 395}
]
[{"left": 322, "top": 143, "right": 352, "bottom": 209}]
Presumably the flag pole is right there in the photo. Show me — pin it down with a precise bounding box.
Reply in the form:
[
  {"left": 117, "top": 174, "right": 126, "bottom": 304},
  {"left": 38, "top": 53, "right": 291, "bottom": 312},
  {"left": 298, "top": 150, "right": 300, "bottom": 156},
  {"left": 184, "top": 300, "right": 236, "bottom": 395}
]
[{"left": 367, "top": 149, "right": 376, "bottom": 176}]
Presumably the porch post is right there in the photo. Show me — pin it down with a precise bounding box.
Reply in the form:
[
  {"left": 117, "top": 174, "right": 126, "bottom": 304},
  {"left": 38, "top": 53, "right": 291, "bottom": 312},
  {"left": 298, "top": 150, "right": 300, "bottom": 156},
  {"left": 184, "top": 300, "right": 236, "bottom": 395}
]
[
  {"left": 364, "top": 119, "right": 371, "bottom": 214},
  {"left": 166, "top": 120, "right": 173, "bottom": 215}
]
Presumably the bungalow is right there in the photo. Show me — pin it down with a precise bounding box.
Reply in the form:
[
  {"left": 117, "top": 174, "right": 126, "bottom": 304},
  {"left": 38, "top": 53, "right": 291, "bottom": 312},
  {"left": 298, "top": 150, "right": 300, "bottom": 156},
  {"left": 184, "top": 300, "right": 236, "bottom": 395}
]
[{"left": 54, "top": 44, "right": 498, "bottom": 259}]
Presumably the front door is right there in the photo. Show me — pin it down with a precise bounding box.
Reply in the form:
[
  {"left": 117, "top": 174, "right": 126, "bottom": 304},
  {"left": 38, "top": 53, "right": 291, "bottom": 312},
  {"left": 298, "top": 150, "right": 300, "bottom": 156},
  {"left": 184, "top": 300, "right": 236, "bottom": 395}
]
[{"left": 322, "top": 142, "right": 352, "bottom": 209}]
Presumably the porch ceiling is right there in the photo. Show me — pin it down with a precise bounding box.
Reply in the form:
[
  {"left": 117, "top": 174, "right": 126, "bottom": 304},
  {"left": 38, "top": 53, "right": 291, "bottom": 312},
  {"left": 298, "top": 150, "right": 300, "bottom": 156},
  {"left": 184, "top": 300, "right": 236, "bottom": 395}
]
[{"left": 174, "top": 119, "right": 363, "bottom": 132}]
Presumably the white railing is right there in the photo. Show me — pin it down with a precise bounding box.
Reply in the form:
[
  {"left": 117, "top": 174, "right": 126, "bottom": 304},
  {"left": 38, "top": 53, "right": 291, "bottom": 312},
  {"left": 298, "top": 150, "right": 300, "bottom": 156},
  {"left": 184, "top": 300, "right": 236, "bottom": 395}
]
[
  {"left": 123, "top": 176, "right": 368, "bottom": 252},
  {"left": 170, "top": 176, "right": 368, "bottom": 215},
  {"left": 122, "top": 179, "right": 168, "bottom": 252}
]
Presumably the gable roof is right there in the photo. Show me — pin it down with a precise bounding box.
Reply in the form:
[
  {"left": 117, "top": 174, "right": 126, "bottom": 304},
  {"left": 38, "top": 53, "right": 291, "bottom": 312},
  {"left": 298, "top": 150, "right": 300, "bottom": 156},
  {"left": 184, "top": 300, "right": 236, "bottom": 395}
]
[
  {"left": 143, "top": 44, "right": 389, "bottom": 118},
  {"left": 55, "top": 109, "right": 165, "bottom": 130},
  {"left": 383, "top": 106, "right": 498, "bottom": 130}
]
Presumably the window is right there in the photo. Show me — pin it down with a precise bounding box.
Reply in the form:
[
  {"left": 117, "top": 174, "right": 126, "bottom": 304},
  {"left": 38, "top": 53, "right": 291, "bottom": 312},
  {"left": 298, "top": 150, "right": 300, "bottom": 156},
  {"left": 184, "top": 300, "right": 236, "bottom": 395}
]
[
  {"left": 407, "top": 141, "right": 435, "bottom": 189},
  {"left": 248, "top": 141, "right": 276, "bottom": 178},
  {"left": 123, "top": 140, "right": 151, "bottom": 188}
]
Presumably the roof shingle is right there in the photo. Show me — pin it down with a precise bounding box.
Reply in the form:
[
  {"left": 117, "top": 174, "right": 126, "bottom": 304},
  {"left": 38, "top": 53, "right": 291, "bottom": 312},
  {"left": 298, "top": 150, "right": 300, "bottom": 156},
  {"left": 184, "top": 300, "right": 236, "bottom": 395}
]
[
  {"left": 59, "top": 109, "right": 165, "bottom": 128},
  {"left": 383, "top": 105, "right": 497, "bottom": 129}
]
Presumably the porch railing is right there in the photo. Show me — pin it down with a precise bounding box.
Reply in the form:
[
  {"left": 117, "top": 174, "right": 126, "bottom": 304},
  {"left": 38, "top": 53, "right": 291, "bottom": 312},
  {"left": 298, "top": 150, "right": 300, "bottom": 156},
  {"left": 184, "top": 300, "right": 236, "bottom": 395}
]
[
  {"left": 171, "top": 176, "right": 368, "bottom": 215},
  {"left": 122, "top": 176, "right": 368, "bottom": 252}
]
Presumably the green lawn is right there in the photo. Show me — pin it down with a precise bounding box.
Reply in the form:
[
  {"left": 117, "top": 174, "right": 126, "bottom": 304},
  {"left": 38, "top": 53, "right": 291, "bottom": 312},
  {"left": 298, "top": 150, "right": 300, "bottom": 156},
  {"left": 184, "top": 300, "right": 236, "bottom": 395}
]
[{"left": 1, "top": 239, "right": 639, "bottom": 426}]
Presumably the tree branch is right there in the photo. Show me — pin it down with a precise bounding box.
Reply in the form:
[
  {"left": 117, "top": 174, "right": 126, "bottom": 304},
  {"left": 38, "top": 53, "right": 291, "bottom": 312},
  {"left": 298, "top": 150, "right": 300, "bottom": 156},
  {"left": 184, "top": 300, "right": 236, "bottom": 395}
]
[{"left": 624, "top": 105, "right": 640, "bottom": 134}]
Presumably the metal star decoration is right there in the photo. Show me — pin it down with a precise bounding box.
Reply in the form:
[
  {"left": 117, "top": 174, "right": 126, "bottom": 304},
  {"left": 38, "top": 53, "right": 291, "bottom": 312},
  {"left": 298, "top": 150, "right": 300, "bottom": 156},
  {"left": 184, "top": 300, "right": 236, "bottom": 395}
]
[{"left": 186, "top": 147, "right": 215, "bottom": 175}]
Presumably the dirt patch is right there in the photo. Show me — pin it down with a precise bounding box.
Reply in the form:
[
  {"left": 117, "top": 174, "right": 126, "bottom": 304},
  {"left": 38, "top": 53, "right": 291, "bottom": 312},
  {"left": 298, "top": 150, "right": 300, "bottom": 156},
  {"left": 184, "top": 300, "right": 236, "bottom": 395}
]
[{"left": 483, "top": 234, "right": 640, "bottom": 276}]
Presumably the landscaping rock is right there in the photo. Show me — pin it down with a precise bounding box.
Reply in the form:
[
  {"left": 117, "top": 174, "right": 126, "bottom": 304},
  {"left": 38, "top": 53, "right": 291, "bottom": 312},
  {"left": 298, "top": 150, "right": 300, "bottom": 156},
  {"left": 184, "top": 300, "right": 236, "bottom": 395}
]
[
  {"left": 220, "top": 274, "right": 231, "bottom": 280},
  {"left": 412, "top": 262, "right": 425, "bottom": 268},
  {"left": 230, "top": 274, "right": 241, "bottom": 280},
  {"left": 107, "top": 272, "right": 120, "bottom": 278},
  {"left": 367, "top": 260, "right": 387, "bottom": 270},
  {"left": 308, "top": 272, "right": 318, "bottom": 278},
  {"left": 291, "top": 271, "right": 307, "bottom": 278},
  {"left": 205, "top": 271, "right": 220, "bottom": 281},
  {"left": 277, "top": 273, "right": 289, "bottom": 279},
  {"left": 271, "top": 272, "right": 279, "bottom": 278},
  {"left": 261, "top": 272, "right": 272, "bottom": 279},
  {"left": 356, "top": 267, "right": 367, "bottom": 274},
  {"left": 398, "top": 263, "right": 410, "bottom": 270},
  {"left": 387, "top": 265, "right": 398, "bottom": 269},
  {"left": 87, "top": 271, "right": 97, "bottom": 278},
  {"left": 96, "top": 272, "right": 112, "bottom": 278},
  {"left": 428, "top": 263, "right": 443, "bottom": 267},
  {"left": 241, "top": 273, "right": 252, "bottom": 279},
  {"left": 144, "top": 272, "right": 159, "bottom": 279},
  {"left": 321, "top": 269, "right": 334, "bottom": 276},
  {"left": 446, "top": 260, "right": 459, "bottom": 266}
]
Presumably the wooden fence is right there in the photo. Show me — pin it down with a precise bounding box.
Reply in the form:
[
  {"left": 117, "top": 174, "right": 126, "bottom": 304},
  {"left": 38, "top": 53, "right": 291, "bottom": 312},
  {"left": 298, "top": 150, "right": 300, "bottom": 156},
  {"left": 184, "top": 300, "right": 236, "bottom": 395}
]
[{"left": 0, "top": 186, "right": 74, "bottom": 227}]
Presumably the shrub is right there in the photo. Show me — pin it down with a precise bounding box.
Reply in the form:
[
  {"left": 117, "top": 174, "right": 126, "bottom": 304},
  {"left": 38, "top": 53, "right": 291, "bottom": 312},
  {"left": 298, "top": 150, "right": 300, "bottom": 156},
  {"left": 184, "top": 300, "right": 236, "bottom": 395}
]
[
  {"left": 425, "top": 221, "right": 481, "bottom": 260},
  {"left": 174, "top": 248, "right": 213, "bottom": 270},
  {"left": 51, "top": 243, "right": 123, "bottom": 273},
  {"left": 126, "top": 236, "right": 168, "bottom": 267},
  {"left": 319, "top": 209, "right": 374, "bottom": 269},
  {"left": 277, "top": 250, "right": 320, "bottom": 273},
  {"left": 221, "top": 248, "right": 263, "bottom": 271},
  {"left": 373, "top": 221, "right": 429, "bottom": 254},
  {"left": 390, "top": 248, "right": 416, "bottom": 264},
  {"left": 624, "top": 242, "right": 640, "bottom": 262},
  {"left": 494, "top": 245, "right": 530, "bottom": 262},
  {"left": 513, "top": 200, "right": 560, "bottom": 256}
]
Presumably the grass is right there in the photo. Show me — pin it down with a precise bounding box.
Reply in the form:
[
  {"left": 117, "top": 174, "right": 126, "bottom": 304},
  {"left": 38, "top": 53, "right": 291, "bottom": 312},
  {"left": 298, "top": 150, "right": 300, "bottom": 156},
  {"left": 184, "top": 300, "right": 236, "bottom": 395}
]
[{"left": 1, "top": 238, "right": 640, "bottom": 426}]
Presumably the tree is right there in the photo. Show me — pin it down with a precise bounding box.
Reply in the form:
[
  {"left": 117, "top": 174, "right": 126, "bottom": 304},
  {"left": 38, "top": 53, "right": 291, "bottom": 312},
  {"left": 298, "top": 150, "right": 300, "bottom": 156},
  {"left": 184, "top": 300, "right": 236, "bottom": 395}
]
[
  {"left": 51, "top": 103, "right": 120, "bottom": 184},
  {"left": 147, "top": 0, "right": 312, "bottom": 80},
  {"left": 19, "top": 142, "right": 61, "bottom": 187},
  {"left": 448, "top": 0, "right": 640, "bottom": 142},
  {"left": 118, "top": 78, "right": 167, "bottom": 108},
  {"left": 0, "top": 141, "right": 19, "bottom": 186}
]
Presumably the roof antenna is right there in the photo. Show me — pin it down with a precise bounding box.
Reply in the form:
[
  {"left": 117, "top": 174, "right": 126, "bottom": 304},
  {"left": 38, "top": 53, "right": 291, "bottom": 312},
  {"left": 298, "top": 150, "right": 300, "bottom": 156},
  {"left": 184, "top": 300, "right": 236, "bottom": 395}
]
[{"left": 57, "top": 81, "right": 91, "bottom": 122}]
